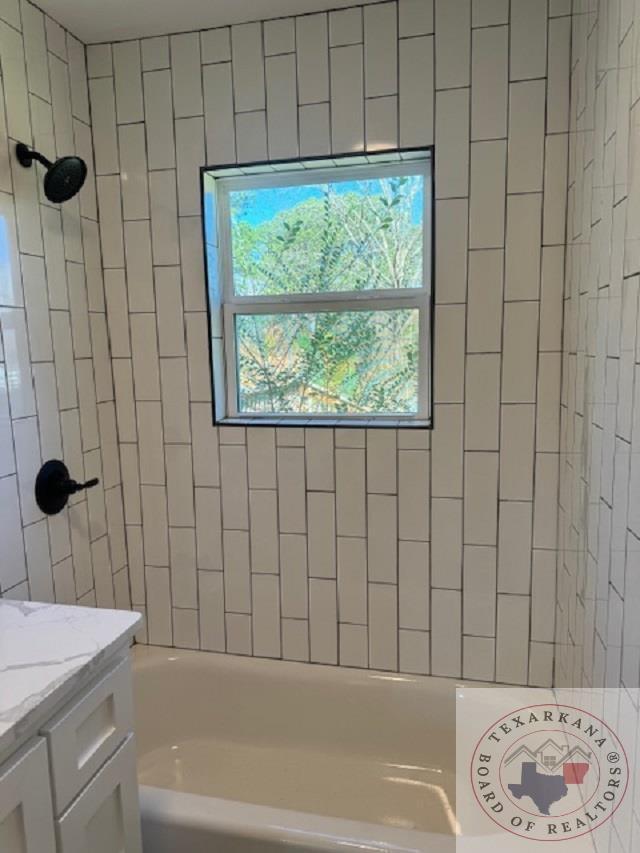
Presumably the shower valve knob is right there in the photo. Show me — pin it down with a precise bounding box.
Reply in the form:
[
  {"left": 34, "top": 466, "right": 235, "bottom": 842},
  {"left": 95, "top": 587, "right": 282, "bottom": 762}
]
[{"left": 35, "top": 460, "right": 100, "bottom": 516}]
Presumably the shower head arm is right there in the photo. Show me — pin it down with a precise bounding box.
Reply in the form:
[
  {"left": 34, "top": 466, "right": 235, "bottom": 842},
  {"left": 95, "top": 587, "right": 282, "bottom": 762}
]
[{"left": 15, "top": 142, "right": 53, "bottom": 171}]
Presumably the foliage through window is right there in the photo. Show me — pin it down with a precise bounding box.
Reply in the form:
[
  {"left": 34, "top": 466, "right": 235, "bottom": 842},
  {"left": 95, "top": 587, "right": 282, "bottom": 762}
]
[{"left": 203, "top": 152, "right": 432, "bottom": 425}]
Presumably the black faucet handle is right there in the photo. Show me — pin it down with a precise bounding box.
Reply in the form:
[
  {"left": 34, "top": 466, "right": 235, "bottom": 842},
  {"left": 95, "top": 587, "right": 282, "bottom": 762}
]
[
  {"left": 36, "top": 461, "right": 101, "bottom": 515},
  {"left": 63, "top": 477, "right": 100, "bottom": 496}
]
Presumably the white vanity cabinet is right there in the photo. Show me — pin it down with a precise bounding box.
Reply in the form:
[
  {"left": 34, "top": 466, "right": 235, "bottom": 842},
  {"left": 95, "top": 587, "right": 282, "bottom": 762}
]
[
  {"left": 56, "top": 736, "right": 141, "bottom": 853},
  {"left": 0, "top": 738, "right": 56, "bottom": 853},
  {"left": 0, "top": 653, "right": 142, "bottom": 853},
  {"left": 41, "top": 657, "right": 135, "bottom": 815}
]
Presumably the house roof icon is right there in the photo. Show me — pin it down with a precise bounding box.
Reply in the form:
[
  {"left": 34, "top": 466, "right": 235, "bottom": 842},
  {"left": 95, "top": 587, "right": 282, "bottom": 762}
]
[{"left": 505, "top": 739, "right": 592, "bottom": 774}]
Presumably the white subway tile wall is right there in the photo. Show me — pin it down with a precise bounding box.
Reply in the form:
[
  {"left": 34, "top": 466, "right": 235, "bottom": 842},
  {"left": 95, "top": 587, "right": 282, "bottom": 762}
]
[
  {"left": 0, "top": 0, "right": 575, "bottom": 681},
  {"left": 0, "top": 1, "right": 128, "bottom": 611},
  {"left": 556, "top": 0, "right": 640, "bottom": 751},
  {"left": 78, "top": 0, "right": 569, "bottom": 682}
]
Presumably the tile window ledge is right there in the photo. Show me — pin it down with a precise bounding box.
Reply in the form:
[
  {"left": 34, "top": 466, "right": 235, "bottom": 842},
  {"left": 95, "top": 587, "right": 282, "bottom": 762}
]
[{"left": 217, "top": 417, "right": 433, "bottom": 430}]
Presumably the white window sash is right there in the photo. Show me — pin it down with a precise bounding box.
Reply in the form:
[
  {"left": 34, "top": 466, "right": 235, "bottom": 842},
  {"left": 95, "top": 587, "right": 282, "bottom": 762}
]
[{"left": 224, "top": 296, "right": 430, "bottom": 420}]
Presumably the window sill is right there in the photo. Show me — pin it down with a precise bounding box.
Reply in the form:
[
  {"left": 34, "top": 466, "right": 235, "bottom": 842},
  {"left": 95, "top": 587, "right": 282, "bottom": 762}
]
[{"left": 217, "top": 417, "right": 432, "bottom": 430}]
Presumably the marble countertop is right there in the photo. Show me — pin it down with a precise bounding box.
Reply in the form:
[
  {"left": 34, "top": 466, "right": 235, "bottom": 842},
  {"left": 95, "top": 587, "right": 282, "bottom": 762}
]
[{"left": 0, "top": 600, "right": 140, "bottom": 762}]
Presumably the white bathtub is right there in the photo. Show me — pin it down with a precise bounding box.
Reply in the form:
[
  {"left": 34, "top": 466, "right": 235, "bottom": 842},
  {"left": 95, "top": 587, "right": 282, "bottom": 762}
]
[{"left": 132, "top": 646, "right": 458, "bottom": 853}]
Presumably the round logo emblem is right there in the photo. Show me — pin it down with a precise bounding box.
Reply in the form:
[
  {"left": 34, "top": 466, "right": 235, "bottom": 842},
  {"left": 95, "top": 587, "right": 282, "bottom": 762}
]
[{"left": 470, "top": 703, "right": 629, "bottom": 841}]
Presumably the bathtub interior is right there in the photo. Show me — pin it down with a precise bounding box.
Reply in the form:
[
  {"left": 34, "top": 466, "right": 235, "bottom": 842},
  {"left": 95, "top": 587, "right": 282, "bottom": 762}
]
[{"left": 133, "top": 646, "right": 458, "bottom": 836}]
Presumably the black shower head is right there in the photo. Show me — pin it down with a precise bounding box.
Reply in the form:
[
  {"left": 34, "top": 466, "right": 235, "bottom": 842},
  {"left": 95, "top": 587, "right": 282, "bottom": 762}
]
[
  {"left": 16, "top": 143, "right": 87, "bottom": 204},
  {"left": 43, "top": 155, "right": 88, "bottom": 204}
]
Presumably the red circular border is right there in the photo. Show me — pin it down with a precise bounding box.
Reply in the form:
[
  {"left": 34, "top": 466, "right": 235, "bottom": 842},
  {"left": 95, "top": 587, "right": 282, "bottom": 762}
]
[{"left": 469, "top": 703, "right": 630, "bottom": 842}]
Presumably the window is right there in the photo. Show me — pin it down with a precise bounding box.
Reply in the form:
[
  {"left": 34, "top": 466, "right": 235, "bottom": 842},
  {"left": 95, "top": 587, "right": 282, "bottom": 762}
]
[{"left": 202, "top": 150, "right": 433, "bottom": 427}]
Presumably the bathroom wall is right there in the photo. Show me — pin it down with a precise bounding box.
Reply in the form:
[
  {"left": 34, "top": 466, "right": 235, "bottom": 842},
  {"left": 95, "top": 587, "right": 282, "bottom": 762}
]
[
  {"left": 89, "top": 0, "right": 570, "bottom": 683},
  {"left": 0, "top": 1, "right": 130, "bottom": 610},
  {"left": 556, "top": 0, "right": 640, "bottom": 694}
]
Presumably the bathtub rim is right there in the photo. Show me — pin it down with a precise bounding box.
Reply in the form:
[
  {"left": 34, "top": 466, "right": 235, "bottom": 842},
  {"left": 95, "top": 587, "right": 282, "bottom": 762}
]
[
  {"left": 132, "top": 642, "right": 487, "bottom": 692},
  {"left": 140, "top": 782, "right": 455, "bottom": 853}
]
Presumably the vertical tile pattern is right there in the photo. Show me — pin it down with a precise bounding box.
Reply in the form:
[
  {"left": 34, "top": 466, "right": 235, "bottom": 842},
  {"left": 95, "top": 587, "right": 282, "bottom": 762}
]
[
  {"left": 556, "top": 0, "right": 640, "bottom": 706},
  {"left": 0, "top": 5, "right": 130, "bottom": 613},
  {"left": 79, "top": 0, "right": 571, "bottom": 684}
]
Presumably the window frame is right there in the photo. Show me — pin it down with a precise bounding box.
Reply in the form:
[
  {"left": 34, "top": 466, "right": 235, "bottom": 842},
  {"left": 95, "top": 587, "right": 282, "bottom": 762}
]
[{"left": 202, "top": 150, "right": 434, "bottom": 428}]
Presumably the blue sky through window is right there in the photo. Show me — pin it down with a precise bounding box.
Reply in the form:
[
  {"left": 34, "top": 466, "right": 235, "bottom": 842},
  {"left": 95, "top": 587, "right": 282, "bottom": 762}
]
[
  {"left": 230, "top": 176, "right": 424, "bottom": 228},
  {"left": 217, "top": 170, "right": 425, "bottom": 297}
]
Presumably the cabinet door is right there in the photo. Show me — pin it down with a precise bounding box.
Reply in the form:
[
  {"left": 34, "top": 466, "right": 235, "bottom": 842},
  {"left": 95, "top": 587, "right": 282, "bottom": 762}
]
[
  {"left": 0, "top": 738, "right": 56, "bottom": 853},
  {"left": 41, "top": 655, "right": 133, "bottom": 814},
  {"left": 57, "top": 735, "right": 142, "bottom": 853}
]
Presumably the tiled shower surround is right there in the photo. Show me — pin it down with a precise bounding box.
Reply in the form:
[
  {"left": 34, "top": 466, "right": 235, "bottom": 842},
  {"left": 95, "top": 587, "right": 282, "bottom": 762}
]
[
  {"left": 0, "top": 3, "right": 130, "bottom": 611},
  {"left": 0, "top": 0, "right": 573, "bottom": 685},
  {"left": 556, "top": 0, "right": 640, "bottom": 695},
  {"left": 84, "top": 0, "right": 570, "bottom": 684}
]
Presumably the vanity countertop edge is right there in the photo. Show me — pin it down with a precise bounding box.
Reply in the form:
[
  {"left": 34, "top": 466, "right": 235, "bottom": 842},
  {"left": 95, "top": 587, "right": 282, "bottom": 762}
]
[{"left": 0, "top": 600, "right": 141, "bottom": 764}]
